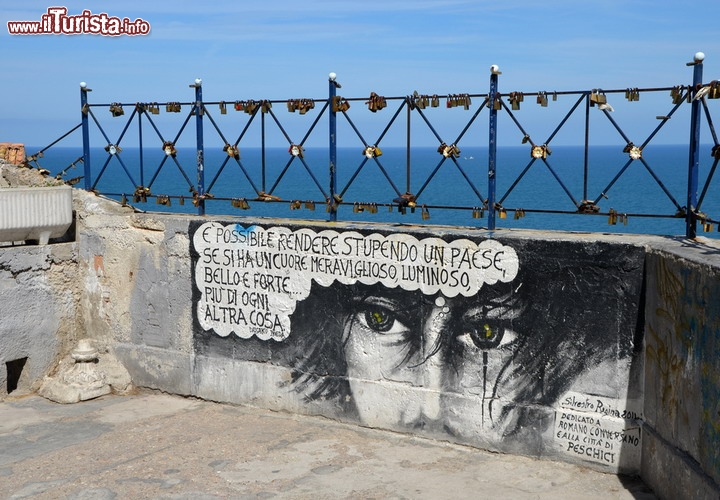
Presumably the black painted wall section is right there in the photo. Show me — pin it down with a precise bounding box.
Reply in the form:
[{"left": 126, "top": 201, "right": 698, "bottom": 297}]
[{"left": 189, "top": 220, "right": 645, "bottom": 465}]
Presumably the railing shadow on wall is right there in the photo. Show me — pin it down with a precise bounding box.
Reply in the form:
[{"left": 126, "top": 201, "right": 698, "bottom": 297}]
[{"left": 25, "top": 52, "right": 720, "bottom": 239}]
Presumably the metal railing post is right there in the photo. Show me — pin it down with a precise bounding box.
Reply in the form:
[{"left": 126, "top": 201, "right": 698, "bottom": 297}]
[
  {"left": 80, "top": 82, "right": 91, "bottom": 191},
  {"left": 329, "top": 72, "right": 339, "bottom": 221},
  {"left": 192, "top": 78, "right": 205, "bottom": 215},
  {"left": 487, "top": 65, "right": 500, "bottom": 230},
  {"left": 686, "top": 52, "right": 705, "bottom": 239}
]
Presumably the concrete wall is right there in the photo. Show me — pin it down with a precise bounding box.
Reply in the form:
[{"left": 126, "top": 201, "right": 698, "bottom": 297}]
[
  {"left": 0, "top": 241, "right": 80, "bottom": 397},
  {"left": 642, "top": 241, "right": 720, "bottom": 499},
  {"left": 4, "top": 188, "right": 720, "bottom": 498}
]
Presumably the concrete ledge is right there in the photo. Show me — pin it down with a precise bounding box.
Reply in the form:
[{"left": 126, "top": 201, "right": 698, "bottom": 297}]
[
  {"left": 641, "top": 425, "right": 719, "bottom": 499},
  {"left": 113, "top": 344, "right": 194, "bottom": 396}
]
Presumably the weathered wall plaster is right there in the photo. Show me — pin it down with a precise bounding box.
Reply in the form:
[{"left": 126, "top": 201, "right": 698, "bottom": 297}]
[
  {"left": 642, "top": 244, "right": 720, "bottom": 499},
  {"left": 2, "top": 179, "right": 719, "bottom": 497}
]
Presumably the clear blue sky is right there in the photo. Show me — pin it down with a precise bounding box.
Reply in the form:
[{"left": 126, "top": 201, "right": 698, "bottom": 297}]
[{"left": 2, "top": 1, "right": 719, "bottom": 148}]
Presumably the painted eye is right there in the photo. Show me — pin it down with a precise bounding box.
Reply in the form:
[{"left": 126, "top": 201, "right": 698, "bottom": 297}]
[
  {"left": 365, "top": 309, "right": 394, "bottom": 332},
  {"left": 352, "top": 297, "right": 412, "bottom": 336},
  {"left": 467, "top": 321, "right": 505, "bottom": 349}
]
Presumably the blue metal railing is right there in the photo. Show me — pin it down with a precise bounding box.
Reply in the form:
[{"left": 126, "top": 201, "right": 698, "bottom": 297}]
[{"left": 26, "top": 53, "right": 720, "bottom": 238}]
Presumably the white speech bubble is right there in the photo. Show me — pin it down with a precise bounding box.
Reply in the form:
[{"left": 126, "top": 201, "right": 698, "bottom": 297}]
[{"left": 193, "top": 222, "right": 519, "bottom": 340}]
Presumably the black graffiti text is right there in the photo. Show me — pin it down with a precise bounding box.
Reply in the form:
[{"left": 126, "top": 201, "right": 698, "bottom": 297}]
[
  {"left": 277, "top": 232, "right": 338, "bottom": 255},
  {"left": 204, "top": 304, "right": 284, "bottom": 335},
  {"left": 565, "top": 442, "right": 616, "bottom": 464},
  {"left": 310, "top": 256, "right": 397, "bottom": 280},
  {"left": 204, "top": 287, "right": 269, "bottom": 310},
  {"left": 201, "top": 225, "right": 276, "bottom": 247},
  {"left": 449, "top": 247, "right": 508, "bottom": 277},
  {"left": 401, "top": 265, "right": 470, "bottom": 289},
  {"left": 340, "top": 236, "right": 418, "bottom": 262},
  {"left": 202, "top": 248, "right": 307, "bottom": 272}
]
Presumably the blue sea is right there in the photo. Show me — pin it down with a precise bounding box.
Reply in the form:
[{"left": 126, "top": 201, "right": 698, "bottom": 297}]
[{"left": 27, "top": 144, "right": 720, "bottom": 238}]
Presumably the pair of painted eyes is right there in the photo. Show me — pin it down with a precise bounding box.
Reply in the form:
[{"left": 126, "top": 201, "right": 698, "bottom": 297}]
[{"left": 358, "top": 304, "right": 506, "bottom": 350}]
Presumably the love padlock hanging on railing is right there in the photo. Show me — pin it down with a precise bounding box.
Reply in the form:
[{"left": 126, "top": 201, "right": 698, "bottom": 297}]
[
  {"left": 244, "top": 100, "right": 258, "bottom": 114},
  {"left": 332, "top": 96, "right": 350, "bottom": 112},
  {"left": 509, "top": 92, "right": 523, "bottom": 110},
  {"left": 589, "top": 89, "right": 607, "bottom": 106},
  {"left": 537, "top": 91, "right": 548, "bottom": 107},
  {"left": 530, "top": 144, "right": 551, "bottom": 159},
  {"left": 109, "top": 102, "right": 124, "bottom": 117},
  {"left": 363, "top": 145, "right": 382, "bottom": 158},
  {"left": 625, "top": 88, "right": 640, "bottom": 102},
  {"left": 289, "top": 144, "right": 304, "bottom": 158},
  {"left": 156, "top": 195, "right": 171, "bottom": 207},
  {"left": 133, "top": 186, "right": 151, "bottom": 203},
  {"left": 223, "top": 143, "right": 240, "bottom": 159},
  {"left": 104, "top": 144, "right": 121, "bottom": 155},
  {"left": 366, "top": 92, "right": 387, "bottom": 112},
  {"left": 162, "top": 141, "right": 177, "bottom": 157}
]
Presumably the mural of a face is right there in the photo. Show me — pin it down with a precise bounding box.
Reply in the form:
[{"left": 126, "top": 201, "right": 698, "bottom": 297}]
[
  {"left": 192, "top": 222, "right": 644, "bottom": 464},
  {"left": 294, "top": 281, "right": 526, "bottom": 444}
]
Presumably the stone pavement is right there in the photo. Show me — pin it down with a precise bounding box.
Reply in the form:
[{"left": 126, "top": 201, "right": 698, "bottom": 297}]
[{"left": 0, "top": 391, "right": 657, "bottom": 500}]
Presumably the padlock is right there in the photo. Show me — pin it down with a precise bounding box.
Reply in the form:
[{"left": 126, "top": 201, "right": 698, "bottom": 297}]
[
  {"left": 120, "top": 194, "right": 128, "bottom": 206},
  {"left": 224, "top": 144, "right": 240, "bottom": 159},
  {"left": 493, "top": 95, "right": 502, "bottom": 110},
  {"left": 289, "top": 144, "right": 304, "bottom": 158},
  {"left": 510, "top": 92, "right": 521, "bottom": 111},
  {"left": 219, "top": 101, "right": 227, "bottom": 114},
  {"left": 499, "top": 208, "right": 507, "bottom": 219},
  {"left": 110, "top": 103, "right": 124, "bottom": 117},
  {"left": 367, "top": 93, "right": 377, "bottom": 112},
  {"left": 104, "top": 144, "right": 121, "bottom": 155},
  {"left": 608, "top": 209, "right": 617, "bottom": 225},
  {"left": 421, "top": 205, "right": 430, "bottom": 220},
  {"left": 710, "top": 81, "right": 720, "bottom": 99},
  {"left": 590, "top": 90, "right": 607, "bottom": 105},
  {"left": 431, "top": 94, "right": 439, "bottom": 107},
  {"left": 162, "top": 141, "right": 177, "bottom": 157},
  {"left": 234, "top": 101, "right": 243, "bottom": 111},
  {"left": 261, "top": 100, "right": 272, "bottom": 113},
  {"left": 305, "top": 200, "right": 316, "bottom": 211}
]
